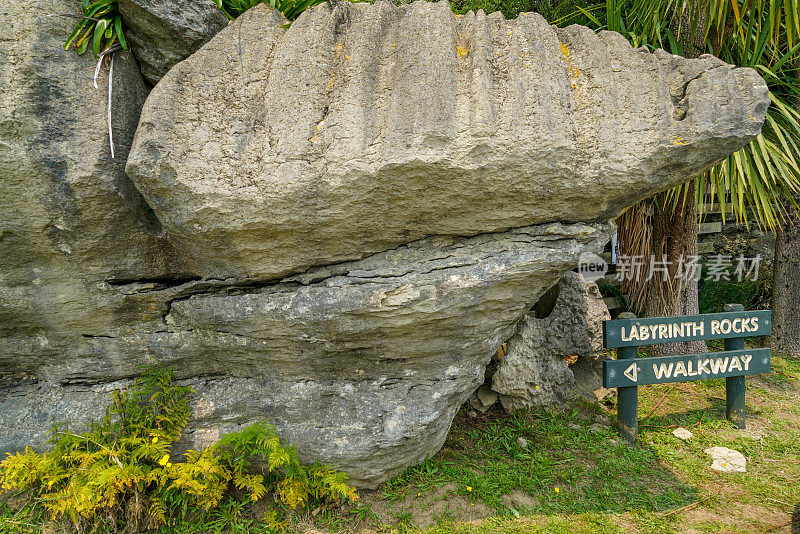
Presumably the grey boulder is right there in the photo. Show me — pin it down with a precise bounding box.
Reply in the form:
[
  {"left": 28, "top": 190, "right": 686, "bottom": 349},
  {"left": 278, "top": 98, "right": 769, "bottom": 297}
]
[
  {"left": 126, "top": 0, "right": 769, "bottom": 281},
  {"left": 118, "top": 0, "right": 229, "bottom": 84},
  {"left": 0, "top": 0, "right": 771, "bottom": 490},
  {"left": 1, "top": 221, "right": 613, "bottom": 488}
]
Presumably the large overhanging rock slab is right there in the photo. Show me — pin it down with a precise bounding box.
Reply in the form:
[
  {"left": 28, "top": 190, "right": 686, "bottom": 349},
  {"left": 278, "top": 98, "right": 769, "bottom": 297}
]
[
  {"left": 166, "top": 222, "right": 613, "bottom": 486},
  {"left": 1, "top": 221, "right": 612, "bottom": 488},
  {"left": 127, "top": 0, "right": 769, "bottom": 280}
]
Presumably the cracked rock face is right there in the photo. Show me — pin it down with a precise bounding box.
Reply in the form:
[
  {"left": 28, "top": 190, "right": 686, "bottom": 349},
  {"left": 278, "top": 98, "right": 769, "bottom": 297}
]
[
  {"left": 2, "top": 222, "right": 613, "bottom": 487},
  {"left": 491, "top": 272, "right": 610, "bottom": 411},
  {"left": 1, "top": 0, "right": 769, "bottom": 489},
  {"left": 0, "top": 0, "right": 188, "bottom": 452},
  {"left": 127, "top": 0, "right": 768, "bottom": 280}
]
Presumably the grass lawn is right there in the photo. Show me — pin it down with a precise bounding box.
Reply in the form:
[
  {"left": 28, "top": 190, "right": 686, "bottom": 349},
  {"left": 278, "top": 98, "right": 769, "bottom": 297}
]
[
  {"left": 296, "top": 352, "right": 800, "bottom": 534},
  {"left": 2, "top": 352, "right": 798, "bottom": 534}
]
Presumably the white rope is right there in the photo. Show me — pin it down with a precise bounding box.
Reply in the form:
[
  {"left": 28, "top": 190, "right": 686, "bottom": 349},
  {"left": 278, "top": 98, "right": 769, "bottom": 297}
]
[
  {"left": 107, "top": 52, "right": 115, "bottom": 159},
  {"left": 93, "top": 53, "right": 103, "bottom": 89},
  {"left": 93, "top": 43, "right": 121, "bottom": 89},
  {"left": 92, "top": 44, "right": 122, "bottom": 159}
]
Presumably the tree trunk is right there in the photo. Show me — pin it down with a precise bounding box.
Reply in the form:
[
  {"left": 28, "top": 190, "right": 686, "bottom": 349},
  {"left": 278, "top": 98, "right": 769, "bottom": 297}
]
[
  {"left": 640, "top": 1, "right": 706, "bottom": 356},
  {"left": 771, "top": 207, "right": 800, "bottom": 356},
  {"left": 769, "top": 64, "right": 800, "bottom": 357},
  {"left": 643, "top": 185, "right": 706, "bottom": 355}
]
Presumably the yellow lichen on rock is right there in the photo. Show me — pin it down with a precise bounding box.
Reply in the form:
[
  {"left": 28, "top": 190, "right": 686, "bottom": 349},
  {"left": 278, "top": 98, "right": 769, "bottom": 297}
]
[{"left": 560, "top": 42, "right": 587, "bottom": 109}]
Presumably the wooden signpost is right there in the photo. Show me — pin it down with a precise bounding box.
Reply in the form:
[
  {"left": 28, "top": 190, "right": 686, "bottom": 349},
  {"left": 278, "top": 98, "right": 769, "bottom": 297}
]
[{"left": 602, "top": 304, "right": 771, "bottom": 443}]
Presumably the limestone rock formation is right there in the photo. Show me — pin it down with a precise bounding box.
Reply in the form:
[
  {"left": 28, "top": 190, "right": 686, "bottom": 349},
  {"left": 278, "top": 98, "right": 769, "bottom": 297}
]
[
  {"left": 127, "top": 1, "right": 769, "bottom": 281},
  {"left": 118, "top": 0, "right": 229, "bottom": 84},
  {"left": 0, "top": 0, "right": 770, "bottom": 489},
  {"left": 0, "top": 0, "right": 191, "bottom": 445},
  {"left": 491, "top": 272, "right": 611, "bottom": 410},
  {"left": 2, "top": 221, "right": 613, "bottom": 487}
]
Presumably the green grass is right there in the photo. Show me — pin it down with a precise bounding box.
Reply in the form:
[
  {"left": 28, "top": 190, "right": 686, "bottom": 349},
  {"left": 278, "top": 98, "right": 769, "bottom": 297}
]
[
  {"left": 378, "top": 407, "right": 696, "bottom": 516},
  {"left": 304, "top": 352, "right": 800, "bottom": 534}
]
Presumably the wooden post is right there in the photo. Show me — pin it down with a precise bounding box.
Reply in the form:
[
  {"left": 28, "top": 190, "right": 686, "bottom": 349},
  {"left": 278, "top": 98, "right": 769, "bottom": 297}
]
[
  {"left": 616, "top": 311, "right": 638, "bottom": 444},
  {"left": 724, "top": 303, "right": 746, "bottom": 429}
]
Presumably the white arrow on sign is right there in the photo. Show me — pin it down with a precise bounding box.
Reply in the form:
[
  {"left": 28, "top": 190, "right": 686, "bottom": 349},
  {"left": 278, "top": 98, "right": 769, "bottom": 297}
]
[{"left": 624, "top": 362, "right": 638, "bottom": 382}]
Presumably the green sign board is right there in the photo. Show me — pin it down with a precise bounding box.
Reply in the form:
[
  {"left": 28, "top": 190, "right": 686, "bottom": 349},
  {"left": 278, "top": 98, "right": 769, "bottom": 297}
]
[
  {"left": 603, "top": 348, "right": 771, "bottom": 388},
  {"left": 603, "top": 310, "right": 771, "bottom": 348}
]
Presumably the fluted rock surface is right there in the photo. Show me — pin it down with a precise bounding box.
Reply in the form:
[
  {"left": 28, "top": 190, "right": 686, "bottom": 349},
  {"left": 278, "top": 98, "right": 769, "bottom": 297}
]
[{"left": 127, "top": 0, "right": 769, "bottom": 280}]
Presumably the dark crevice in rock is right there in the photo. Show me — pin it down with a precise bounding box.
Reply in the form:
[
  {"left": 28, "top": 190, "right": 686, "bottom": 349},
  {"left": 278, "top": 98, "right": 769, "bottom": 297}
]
[
  {"left": 125, "top": 223, "right": 608, "bottom": 327},
  {"left": 158, "top": 280, "right": 305, "bottom": 325},
  {"left": 107, "top": 275, "right": 203, "bottom": 291},
  {"left": 58, "top": 376, "right": 132, "bottom": 387},
  {"left": 119, "top": 184, "right": 164, "bottom": 236},
  {"left": 107, "top": 223, "right": 593, "bottom": 300},
  {"left": 531, "top": 282, "right": 560, "bottom": 318},
  {"left": 288, "top": 223, "right": 597, "bottom": 286},
  {"left": 152, "top": 225, "right": 596, "bottom": 314},
  {"left": 347, "top": 259, "right": 479, "bottom": 281}
]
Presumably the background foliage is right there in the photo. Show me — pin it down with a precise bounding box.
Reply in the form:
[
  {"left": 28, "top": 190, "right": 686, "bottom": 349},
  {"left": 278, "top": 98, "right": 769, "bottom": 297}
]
[
  {"left": 447, "top": 0, "right": 593, "bottom": 20},
  {"left": 213, "top": 0, "right": 327, "bottom": 20}
]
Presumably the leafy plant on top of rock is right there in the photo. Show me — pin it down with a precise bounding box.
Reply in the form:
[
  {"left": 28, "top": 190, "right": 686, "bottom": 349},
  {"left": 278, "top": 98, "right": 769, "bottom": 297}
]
[
  {"left": 213, "top": 0, "right": 326, "bottom": 21},
  {"left": 64, "top": 0, "right": 128, "bottom": 57},
  {"left": 448, "top": 0, "right": 594, "bottom": 21},
  {"left": 0, "top": 366, "right": 358, "bottom": 532}
]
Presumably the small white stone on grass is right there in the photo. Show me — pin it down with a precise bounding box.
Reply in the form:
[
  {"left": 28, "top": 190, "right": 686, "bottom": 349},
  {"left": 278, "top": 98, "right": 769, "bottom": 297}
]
[
  {"left": 673, "top": 427, "right": 694, "bottom": 441},
  {"left": 516, "top": 437, "right": 529, "bottom": 448},
  {"left": 705, "top": 446, "right": 746, "bottom": 473},
  {"left": 477, "top": 385, "right": 498, "bottom": 408}
]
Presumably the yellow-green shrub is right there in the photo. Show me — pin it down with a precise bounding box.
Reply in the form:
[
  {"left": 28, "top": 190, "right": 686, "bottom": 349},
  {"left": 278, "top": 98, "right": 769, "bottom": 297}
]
[{"left": 0, "top": 367, "right": 357, "bottom": 531}]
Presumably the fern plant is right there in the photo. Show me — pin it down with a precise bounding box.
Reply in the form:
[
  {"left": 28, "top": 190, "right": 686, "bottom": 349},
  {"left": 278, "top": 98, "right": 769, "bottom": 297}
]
[
  {"left": 64, "top": 0, "right": 128, "bottom": 57},
  {"left": 0, "top": 366, "right": 358, "bottom": 532}
]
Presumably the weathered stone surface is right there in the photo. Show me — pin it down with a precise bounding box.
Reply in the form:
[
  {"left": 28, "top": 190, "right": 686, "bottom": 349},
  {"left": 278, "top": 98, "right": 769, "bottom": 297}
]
[
  {"left": 705, "top": 446, "right": 746, "bottom": 473},
  {"left": 127, "top": 0, "right": 769, "bottom": 281},
  {"left": 491, "top": 272, "right": 610, "bottom": 410},
  {"left": 0, "top": 0, "right": 190, "bottom": 448},
  {"left": 469, "top": 385, "right": 499, "bottom": 413},
  {"left": 118, "top": 0, "right": 229, "bottom": 84},
  {"left": 2, "top": 221, "right": 613, "bottom": 487}
]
